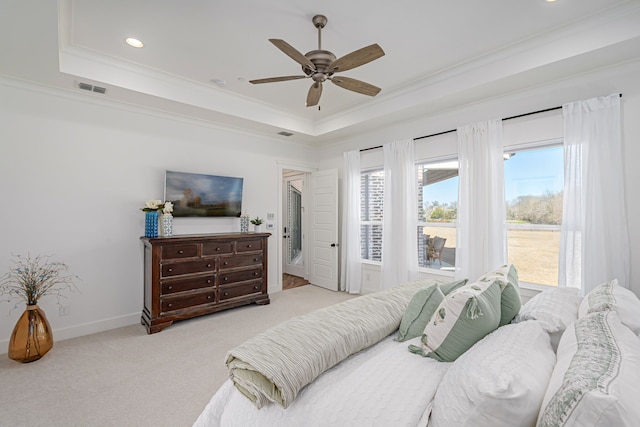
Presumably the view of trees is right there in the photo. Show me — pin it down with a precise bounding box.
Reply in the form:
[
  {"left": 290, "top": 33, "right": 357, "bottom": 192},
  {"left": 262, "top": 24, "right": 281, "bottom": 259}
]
[
  {"left": 423, "top": 201, "right": 457, "bottom": 222},
  {"left": 423, "top": 191, "right": 563, "bottom": 225},
  {"left": 507, "top": 191, "right": 563, "bottom": 225}
]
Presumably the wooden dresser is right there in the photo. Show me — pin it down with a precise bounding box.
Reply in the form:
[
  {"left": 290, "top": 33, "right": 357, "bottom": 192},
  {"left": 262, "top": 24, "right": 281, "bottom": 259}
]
[{"left": 140, "top": 232, "right": 270, "bottom": 333}]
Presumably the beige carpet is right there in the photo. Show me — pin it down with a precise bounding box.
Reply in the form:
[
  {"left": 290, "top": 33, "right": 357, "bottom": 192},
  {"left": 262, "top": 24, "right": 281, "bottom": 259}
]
[{"left": 0, "top": 285, "right": 355, "bottom": 427}]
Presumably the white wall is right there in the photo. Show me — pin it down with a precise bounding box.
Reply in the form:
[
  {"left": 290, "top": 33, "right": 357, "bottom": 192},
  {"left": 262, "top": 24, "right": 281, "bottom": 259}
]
[
  {"left": 3, "top": 59, "right": 640, "bottom": 346},
  {"left": 318, "top": 60, "right": 640, "bottom": 298},
  {"left": 0, "top": 79, "right": 316, "bottom": 345}
]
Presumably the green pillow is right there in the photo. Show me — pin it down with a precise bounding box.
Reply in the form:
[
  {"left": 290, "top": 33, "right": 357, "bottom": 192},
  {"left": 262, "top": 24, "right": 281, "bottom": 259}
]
[
  {"left": 478, "top": 264, "right": 521, "bottom": 326},
  {"left": 409, "top": 280, "right": 502, "bottom": 362},
  {"left": 396, "top": 279, "right": 468, "bottom": 342},
  {"left": 440, "top": 278, "right": 469, "bottom": 296},
  {"left": 397, "top": 285, "right": 445, "bottom": 342}
]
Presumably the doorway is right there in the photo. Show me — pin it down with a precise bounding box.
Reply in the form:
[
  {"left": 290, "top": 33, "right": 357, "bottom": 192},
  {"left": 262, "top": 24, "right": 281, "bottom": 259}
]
[{"left": 282, "top": 170, "right": 309, "bottom": 289}]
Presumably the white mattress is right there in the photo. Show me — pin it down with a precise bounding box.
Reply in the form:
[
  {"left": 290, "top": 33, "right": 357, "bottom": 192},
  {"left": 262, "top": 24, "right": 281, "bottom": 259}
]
[{"left": 194, "top": 335, "right": 450, "bottom": 427}]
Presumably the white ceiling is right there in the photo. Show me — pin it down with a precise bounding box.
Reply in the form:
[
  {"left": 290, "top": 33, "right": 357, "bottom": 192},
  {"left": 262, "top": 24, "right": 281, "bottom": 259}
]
[{"left": 2, "top": 0, "right": 640, "bottom": 144}]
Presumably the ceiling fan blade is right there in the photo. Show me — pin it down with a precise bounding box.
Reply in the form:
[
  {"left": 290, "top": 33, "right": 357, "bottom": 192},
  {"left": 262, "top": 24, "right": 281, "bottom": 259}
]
[
  {"left": 330, "top": 76, "right": 381, "bottom": 97},
  {"left": 249, "top": 75, "right": 307, "bottom": 84},
  {"left": 330, "top": 44, "right": 385, "bottom": 73},
  {"left": 306, "top": 82, "right": 323, "bottom": 107},
  {"left": 269, "top": 39, "right": 316, "bottom": 70}
]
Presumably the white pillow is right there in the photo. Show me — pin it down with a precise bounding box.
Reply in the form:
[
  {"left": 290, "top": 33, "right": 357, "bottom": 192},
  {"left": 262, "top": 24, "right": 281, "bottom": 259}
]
[
  {"left": 537, "top": 310, "right": 640, "bottom": 427},
  {"left": 513, "top": 287, "right": 581, "bottom": 351},
  {"left": 430, "top": 321, "right": 556, "bottom": 427},
  {"left": 578, "top": 279, "right": 640, "bottom": 336}
]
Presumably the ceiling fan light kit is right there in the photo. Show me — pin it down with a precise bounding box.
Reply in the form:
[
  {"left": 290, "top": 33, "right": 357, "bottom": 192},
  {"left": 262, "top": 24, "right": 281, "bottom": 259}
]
[{"left": 250, "top": 14, "right": 385, "bottom": 107}]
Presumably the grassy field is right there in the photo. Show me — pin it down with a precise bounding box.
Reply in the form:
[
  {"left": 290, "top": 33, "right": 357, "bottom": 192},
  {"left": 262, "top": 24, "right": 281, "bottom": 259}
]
[{"left": 423, "top": 227, "right": 560, "bottom": 286}]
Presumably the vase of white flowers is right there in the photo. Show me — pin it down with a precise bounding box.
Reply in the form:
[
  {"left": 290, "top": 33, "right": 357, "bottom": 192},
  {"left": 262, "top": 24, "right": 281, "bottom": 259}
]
[
  {"left": 1, "top": 254, "right": 79, "bottom": 362},
  {"left": 160, "top": 201, "right": 174, "bottom": 237},
  {"left": 141, "top": 200, "right": 163, "bottom": 238}
]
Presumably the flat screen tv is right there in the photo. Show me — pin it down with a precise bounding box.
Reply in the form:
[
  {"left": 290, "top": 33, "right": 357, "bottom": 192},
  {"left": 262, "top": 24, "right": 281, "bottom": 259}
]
[{"left": 164, "top": 170, "right": 243, "bottom": 217}]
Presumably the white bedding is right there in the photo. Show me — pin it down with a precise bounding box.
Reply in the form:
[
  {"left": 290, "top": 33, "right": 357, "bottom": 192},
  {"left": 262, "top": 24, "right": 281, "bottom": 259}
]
[{"left": 194, "top": 335, "right": 450, "bottom": 427}]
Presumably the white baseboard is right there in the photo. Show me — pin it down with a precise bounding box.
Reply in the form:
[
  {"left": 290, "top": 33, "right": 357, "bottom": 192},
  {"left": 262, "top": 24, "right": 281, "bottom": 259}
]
[{"left": 0, "top": 312, "right": 141, "bottom": 354}]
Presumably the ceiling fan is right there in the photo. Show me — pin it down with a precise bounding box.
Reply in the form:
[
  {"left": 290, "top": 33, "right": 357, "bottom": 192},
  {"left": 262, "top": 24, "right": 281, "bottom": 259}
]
[{"left": 250, "top": 14, "right": 385, "bottom": 107}]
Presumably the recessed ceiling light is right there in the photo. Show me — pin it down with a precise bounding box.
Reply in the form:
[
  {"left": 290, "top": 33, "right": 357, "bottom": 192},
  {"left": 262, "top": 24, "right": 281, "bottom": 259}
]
[
  {"left": 125, "top": 38, "right": 144, "bottom": 48},
  {"left": 546, "top": 0, "right": 558, "bottom": 2}
]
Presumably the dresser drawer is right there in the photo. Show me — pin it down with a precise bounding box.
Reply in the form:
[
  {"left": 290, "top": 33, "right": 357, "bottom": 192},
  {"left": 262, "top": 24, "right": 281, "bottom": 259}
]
[
  {"left": 236, "top": 239, "right": 263, "bottom": 252},
  {"left": 219, "top": 282, "right": 262, "bottom": 300},
  {"left": 161, "top": 275, "right": 215, "bottom": 295},
  {"left": 219, "top": 253, "right": 263, "bottom": 270},
  {"left": 162, "top": 291, "right": 215, "bottom": 312},
  {"left": 162, "top": 244, "right": 198, "bottom": 260},
  {"left": 218, "top": 267, "right": 262, "bottom": 285},
  {"left": 202, "top": 242, "right": 233, "bottom": 256},
  {"left": 162, "top": 260, "right": 215, "bottom": 277}
]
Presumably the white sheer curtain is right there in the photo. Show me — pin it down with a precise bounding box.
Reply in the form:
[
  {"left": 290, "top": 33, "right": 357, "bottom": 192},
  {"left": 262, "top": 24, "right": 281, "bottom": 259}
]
[
  {"left": 340, "top": 150, "right": 362, "bottom": 294},
  {"left": 559, "top": 94, "right": 629, "bottom": 295},
  {"left": 380, "top": 139, "right": 419, "bottom": 289},
  {"left": 455, "top": 119, "right": 506, "bottom": 281}
]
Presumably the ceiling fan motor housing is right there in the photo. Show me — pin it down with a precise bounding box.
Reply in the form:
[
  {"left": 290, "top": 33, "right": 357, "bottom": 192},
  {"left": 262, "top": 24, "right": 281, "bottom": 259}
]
[{"left": 303, "top": 50, "right": 336, "bottom": 81}]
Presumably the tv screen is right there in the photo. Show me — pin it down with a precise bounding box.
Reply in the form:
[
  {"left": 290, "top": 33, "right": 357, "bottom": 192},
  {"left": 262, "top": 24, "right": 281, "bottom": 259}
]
[{"left": 164, "top": 170, "right": 243, "bottom": 217}]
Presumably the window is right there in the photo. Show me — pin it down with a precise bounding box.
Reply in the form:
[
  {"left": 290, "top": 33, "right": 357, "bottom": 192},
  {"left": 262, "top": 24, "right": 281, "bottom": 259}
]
[
  {"left": 504, "top": 145, "right": 563, "bottom": 286},
  {"left": 360, "top": 169, "right": 384, "bottom": 261},
  {"left": 417, "top": 161, "right": 458, "bottom": 270}
]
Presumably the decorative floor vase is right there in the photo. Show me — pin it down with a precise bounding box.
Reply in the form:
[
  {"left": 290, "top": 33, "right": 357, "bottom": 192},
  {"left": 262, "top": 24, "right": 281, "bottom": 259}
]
[
  {"left": 145, "top": 210, "right": 159, "bottom": 238},
  {"left": 8, "top": 304, "right": 53, "bottom": 363},
  {"left": 160, "top": 213, "right": 173, "bottom": 237}
]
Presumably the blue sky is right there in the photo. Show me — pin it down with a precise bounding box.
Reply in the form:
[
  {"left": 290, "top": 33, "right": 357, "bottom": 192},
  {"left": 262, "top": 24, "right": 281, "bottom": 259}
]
[{"left": 423, "top": 146, "right": 564, "bottom": 205}]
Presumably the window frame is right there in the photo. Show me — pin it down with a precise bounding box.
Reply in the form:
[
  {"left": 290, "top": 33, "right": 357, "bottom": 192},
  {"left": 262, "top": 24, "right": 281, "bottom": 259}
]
[
  {"left": 417, "top": 156, "right": 459, "bottom": 272},
  {"left": 503, "top": 139, "right": 564, "bottom": 288},
  {"left": 360, "top": 167, "right": 384, "bottom": 263}
]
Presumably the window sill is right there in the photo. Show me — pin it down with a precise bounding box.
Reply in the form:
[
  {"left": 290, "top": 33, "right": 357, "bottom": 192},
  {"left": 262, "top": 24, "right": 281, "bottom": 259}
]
[{"left": 518, "top": 281, "right": 556, "bottom": 292}]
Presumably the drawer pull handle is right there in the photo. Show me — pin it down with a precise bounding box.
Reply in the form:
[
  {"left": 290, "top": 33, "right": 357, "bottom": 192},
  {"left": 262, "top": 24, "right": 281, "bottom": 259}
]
[
  {"left": 207, "top": 295, "right": 211, "bottom": 300},
  {"left": 253, "top": 272, "right": 258, "bottom": 276},
  {"left": 254, "top": 258, "right": 259, "bottom": 262},
  {"left": 224, "top": 277, "right": 228, "bottom": 281},
  {"left": 223, "top": 262, "right": 228, "bottom": 266},
  {"left": 168, "top": 268, "right": 173, "bottom": 272},
  {"left": 216, "top": 247, "right": 221, "bottom": 251},
  {"left": 206, "top": 263, "right": 211, "bottom": 268},
  {"left": 224, "top": 292, "right": 229, "bottom": 296},
  {"left": 254, "top": 286, "right": 259, "bottom": 290},
  {"left": 247, "top": 244, "right": 252, "bottom": 248},
  {"left": 178, "top": 250, "right": 184, "bottom": 254},
  {"left": 168, "top": 286, "right": 173, "bottom": 290},
  {"left": 168, "top": 303, "right": 173, "bottom": 308}
]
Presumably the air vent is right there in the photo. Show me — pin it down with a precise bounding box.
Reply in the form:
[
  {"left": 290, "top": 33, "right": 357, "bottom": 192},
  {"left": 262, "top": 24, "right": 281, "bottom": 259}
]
[
  {"left": 278, "top": 131, "right": 293, "bottom": 137},
  {"left": 77, "top": 82, "right": 107, "bottom": 94}
]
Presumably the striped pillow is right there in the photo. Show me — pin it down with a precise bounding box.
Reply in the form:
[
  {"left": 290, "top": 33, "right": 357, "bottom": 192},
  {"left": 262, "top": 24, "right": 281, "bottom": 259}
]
[
  {"left": 537, "top": 310, "right": 640, "bottom": 426},
  {"left": 578, "top": 279, "right": 640, "bottom": 336},
  {"left": 409, "top": 279, "right": 502, "bottom": 362}
]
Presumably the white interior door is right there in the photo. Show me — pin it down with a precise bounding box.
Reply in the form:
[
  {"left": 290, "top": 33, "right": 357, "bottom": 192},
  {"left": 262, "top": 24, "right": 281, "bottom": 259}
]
[{"left": 309, "top": 169, "right": 339, "bottom": 291}]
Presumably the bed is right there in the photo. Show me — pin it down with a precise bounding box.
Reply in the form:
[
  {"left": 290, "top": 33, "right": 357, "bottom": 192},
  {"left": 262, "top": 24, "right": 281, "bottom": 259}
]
[{"left": 194, "top": 267, "right": 640, "bottom": 427}]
